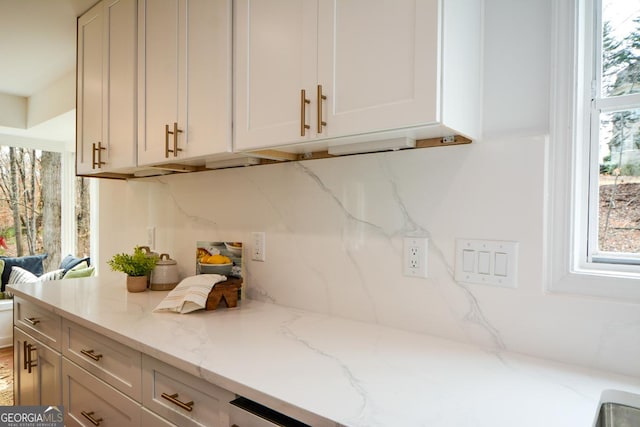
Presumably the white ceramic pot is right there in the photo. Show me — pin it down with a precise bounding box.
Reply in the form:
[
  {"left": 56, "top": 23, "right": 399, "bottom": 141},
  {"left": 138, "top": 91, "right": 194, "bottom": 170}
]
[{"left": 150, "top": 253, "right": 180, "bottom": 291}]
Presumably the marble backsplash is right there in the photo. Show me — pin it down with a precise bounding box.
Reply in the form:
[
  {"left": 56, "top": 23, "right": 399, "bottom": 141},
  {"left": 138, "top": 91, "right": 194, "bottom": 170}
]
[{"left": 98, "top": 135, "right": 640, "bottom": 378}]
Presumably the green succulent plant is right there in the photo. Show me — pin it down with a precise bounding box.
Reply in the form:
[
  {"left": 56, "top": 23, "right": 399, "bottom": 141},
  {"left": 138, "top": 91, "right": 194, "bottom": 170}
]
[{"left": 107, "top": 246, "right": 158, "bottom": 277}]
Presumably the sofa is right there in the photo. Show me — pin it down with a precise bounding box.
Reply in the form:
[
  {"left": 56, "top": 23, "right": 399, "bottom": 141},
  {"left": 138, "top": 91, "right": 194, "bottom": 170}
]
[{"left": 0, "top": 254, "right": 94, "bottom": 294}]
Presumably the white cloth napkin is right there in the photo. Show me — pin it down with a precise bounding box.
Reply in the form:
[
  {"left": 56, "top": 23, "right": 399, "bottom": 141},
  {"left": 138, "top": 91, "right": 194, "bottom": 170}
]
[{"left": 153, "top": 274, "right": 226, "bottom": 314}]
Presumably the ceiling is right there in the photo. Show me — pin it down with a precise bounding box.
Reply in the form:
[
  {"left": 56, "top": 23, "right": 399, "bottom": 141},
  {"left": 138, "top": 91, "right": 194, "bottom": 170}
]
[{"left": 0, "top": 0, "right": 97, "bottom": 143}]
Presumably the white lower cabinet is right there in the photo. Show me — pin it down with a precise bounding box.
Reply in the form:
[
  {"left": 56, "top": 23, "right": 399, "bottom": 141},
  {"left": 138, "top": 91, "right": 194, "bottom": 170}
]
[
  {"left": 62, "top": 358, "right": 141, "bottom": 427},
  {"left": 13, "top": 297, "right": 63, "bottom": 406},
  {"left": 13, "top": 327, "right": 62, "bottom": 406},
  {"left": 142, "top": 354, "right": 233, "bottom": 427}
]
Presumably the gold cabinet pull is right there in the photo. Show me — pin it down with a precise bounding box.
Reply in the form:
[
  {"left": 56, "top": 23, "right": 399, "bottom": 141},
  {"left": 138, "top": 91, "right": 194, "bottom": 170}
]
[
  {"left": 173, "top": 122, "right": 183, "bottom": 157},
  {"left": 166, "top": 122, "right": 183, "bottom": 158},
  {"left": 80, "top": 349, "right": 103, "bottom": 361},
  {"left": 81, "top": 411, "right": 103, "bottom": 426},
  {"left": 161, "top": 392, "right": 194, "bottom": 412},
  {"left": 24, "top": 342, "right": 37, "bottom": 373},
  {"left": 22, "top": 340, "right": 29, "bottom": 370},
  {"left": 92, "top": 142, "right": 106, "bottom": 169},
  {"left": 317, "top": 84, "right": 327, "bottom": 133},
  {"left": 24, "top": 317, "right": 40, "bottom": 326},
  {"left": 165, "top": 124, "right": 170, "bottom": 158},
  {"left": 300, "top": 89, "right": 311, "bottom": 136}
]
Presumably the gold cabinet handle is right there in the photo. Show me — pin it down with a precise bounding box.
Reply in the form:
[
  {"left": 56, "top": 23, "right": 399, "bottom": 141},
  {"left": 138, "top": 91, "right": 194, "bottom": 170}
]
[
  {"left": 166, "top": 123, "right": 183, "bottom": 158},
  {"left": 24, "top": 317, "right": 40, "bottom": 326},
  {"left": 92, "top": 142, "right": 106, "bottom": 169},
  {"left": 81, "top": 411, "right": 103, "bottom": 426},
  {"left": 161, "top": 392, "right": 194, "bottom": 412},
  {"left": 317, "top": 84, "right": 327, "bottom": 133},
  {"left": 24, "top": 342, "right": 37, "bottom": 373},
  {"left": 300, "top": 89, "right": 311, "bottom": 136},
  {"left": 165, "top": 124, "right": 170, "bottom": 158},
  {"left": 173, "top": 122, "right": 183, "bottom": 157},
  {"left": 22, "top": 340, "right": 29, "bottom": 370},
  {"left": 80, "top": 349, "right": 103, "bottom": 361}
]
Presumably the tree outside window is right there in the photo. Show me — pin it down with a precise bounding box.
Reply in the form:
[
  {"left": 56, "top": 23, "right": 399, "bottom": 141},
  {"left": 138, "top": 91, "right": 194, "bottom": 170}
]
[
  {"left": 0, "top": 146, "right": 90, "bottom": 272},
  {"left": 594, "top": 2, "right": 640, "bottom": 259}
]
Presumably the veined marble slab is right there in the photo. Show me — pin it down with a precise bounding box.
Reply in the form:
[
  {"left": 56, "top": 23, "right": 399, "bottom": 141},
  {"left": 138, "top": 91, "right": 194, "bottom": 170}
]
[{"left": 8, "top": 277, "right": 640, "bottom": 427}]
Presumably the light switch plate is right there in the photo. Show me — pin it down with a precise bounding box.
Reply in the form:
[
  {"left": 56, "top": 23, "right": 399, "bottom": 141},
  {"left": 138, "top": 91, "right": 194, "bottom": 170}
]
[{"left": 454, "top": 239, "right": 518, "bottom": 288}]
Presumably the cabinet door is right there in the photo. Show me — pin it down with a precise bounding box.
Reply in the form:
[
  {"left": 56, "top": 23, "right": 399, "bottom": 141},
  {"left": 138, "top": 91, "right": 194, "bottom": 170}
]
[
  {"left": 182, "top": 0, "right": 233, "bottom": 159},
  {"left": 37, "top": 339, "right": 63, "bottom": 406},
  {"left": 139, "top": 0, "right": 232, "bottom": 165},
  {"left": 317, "top": 0, "right": 439, "bottom": 137},
  {"left": 13, "top": 327, "right": 62, "bottom": 406},
  {"left": 138, "top": 0, "right": 180, "bottom": 165},
  {"left": 77, "top": 0, "right": 137, "bottom": 175},
  {"left": 103, "top": 0, "right": 137, "bottom": 170},
  {"left": 76, "top": 2, "right": 104, "bottom": 175},
  {"left": 14, "top": 328, "right": 38, "bottom": 406},
  {"left": 234, "top": 0, "right": 319, "bottom": 151}
]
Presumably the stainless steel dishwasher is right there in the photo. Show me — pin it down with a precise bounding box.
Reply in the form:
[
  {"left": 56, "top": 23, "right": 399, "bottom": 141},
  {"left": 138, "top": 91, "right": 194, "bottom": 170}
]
[{"left": 229, "top": 396, "right": 311, "bottom": 427}]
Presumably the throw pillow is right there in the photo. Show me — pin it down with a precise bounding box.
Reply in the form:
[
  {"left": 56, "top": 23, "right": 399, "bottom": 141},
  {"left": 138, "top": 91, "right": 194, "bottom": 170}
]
[
  {"left": 40, "top": 269, "right": 66, "bottom": 281},
  {"left": 8, "top": 266, "right": 65, "bottom": 284},
  {"left": 62, "top": 266, "right": 95, "bottom": 279},
  {"left": 69, "top": 261, "right": 88, "bottom": 271},
  {"left": 8, "top": 266, "right": 37, "bottom": 284},
  {"left": 59, "top": 255, "right": 91, "bottom": 273},
  {"left": 0, "top": 254, "right": 47, "bottom": 289}
]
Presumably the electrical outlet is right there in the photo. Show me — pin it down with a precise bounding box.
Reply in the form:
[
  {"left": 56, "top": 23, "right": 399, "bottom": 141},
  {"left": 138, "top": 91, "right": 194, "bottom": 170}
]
[
  {"left": 403, "top": 237, "right": 428, "bottom": 278},
  {"left": 252, "top": 232, "right": 266, "bottom": 262}
]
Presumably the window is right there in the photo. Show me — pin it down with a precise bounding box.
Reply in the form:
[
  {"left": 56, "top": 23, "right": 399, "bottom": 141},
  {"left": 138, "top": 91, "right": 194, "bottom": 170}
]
[
  {"left": 589, "top": 0, "right": 640, "bottom": 266},
  {"left": 0, "top": 144, "right": 91, "bottom": 273},
  {"left": 547, "top": 0, "right": 640, "bottom": 300}
]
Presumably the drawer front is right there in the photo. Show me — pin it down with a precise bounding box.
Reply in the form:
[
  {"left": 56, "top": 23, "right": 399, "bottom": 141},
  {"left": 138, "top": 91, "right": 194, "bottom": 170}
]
[
  {"left": 141, "top": 407, "right": 177, "bottom": 427},
  {"left": 14, "top": 297, "right": 62, "bottom": 351},
  {"left": 62, "top": 358, "right": 141, "bottom": 427},
  {"left": 142, "top": 355, "right": 233, "bottom": 427},
  {"left": 62, "top": 318, "right": 142, "bottom": 401}
]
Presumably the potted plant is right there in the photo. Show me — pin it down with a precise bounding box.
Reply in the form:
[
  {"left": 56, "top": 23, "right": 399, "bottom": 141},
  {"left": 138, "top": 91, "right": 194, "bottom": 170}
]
[{"left": 107, "top": 246, "right": 159, "bottom": 292}]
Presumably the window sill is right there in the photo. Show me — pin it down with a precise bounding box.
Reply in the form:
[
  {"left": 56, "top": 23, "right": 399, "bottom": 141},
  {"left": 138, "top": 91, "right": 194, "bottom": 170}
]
[{"left": 548, "top": 268, "right": 640, "bottom": 302}]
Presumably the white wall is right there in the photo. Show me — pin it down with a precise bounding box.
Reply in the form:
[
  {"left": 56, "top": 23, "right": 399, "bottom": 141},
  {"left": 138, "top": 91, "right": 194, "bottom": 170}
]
[{"left": 97, "top": 0, "right": 640, "bottom": 378}]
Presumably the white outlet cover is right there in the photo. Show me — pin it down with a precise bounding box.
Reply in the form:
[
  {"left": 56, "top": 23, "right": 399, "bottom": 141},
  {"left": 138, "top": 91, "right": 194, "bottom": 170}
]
[
  {"left": 403, "top": 237, "right": 428, "bottom": 278},
  {"left": 252, "top": 231, "right": 266, "bottom": 262}
]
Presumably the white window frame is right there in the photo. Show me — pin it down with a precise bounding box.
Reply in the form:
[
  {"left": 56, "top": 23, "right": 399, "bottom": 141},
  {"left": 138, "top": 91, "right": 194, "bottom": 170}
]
[{"left": 547, "top": 0, "right": 640, "bottom": 301}]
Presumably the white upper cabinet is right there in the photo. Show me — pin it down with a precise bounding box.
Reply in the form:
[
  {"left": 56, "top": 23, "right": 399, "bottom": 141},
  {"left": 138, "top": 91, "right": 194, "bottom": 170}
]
[
  {"left": 76, "top": 0, "right": 137, "bottom": 175},
  {"left": 318, "top": 0, "right": 438, "bottom": 137},
  {"left": 234, "top": 0, "right": 319, "bottom": 150},
  {"left": 137, "top": 0, "right": 232, "bottom": 166},
  {"left": 234, "top": 0, "right": 481, "bottom": 153}
]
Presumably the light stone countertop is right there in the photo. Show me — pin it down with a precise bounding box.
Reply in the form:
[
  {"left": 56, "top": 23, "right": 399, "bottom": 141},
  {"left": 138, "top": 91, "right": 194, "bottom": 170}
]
[{"left": 8, "top": 276, "right": 640, "bottom": 427}]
